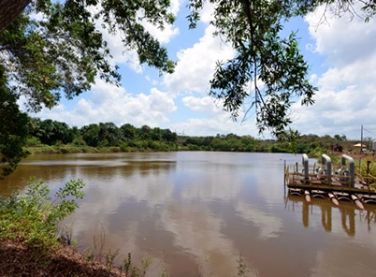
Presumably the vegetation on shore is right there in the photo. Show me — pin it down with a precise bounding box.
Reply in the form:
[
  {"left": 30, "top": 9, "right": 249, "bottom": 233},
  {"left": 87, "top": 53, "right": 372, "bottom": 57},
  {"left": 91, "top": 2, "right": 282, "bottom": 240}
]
[{"left": 25, "top": 118, "right": 371, "bottom": 158}]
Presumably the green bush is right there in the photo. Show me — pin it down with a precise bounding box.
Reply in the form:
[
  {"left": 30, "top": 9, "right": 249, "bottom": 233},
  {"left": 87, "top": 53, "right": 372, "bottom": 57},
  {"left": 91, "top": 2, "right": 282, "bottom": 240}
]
[
  {"left": 271, "top": 145, "right": 288, "bottom": 153},
  {"left": 187, "top": 144, "right": 200, "bottom": 151},
  {"left": 0, "top": 178, "right": 85, "bottom": 250},
  {"left": 72, "top": 137, "right": 87, "bottom": 146},
  {"left": 25, "top": 136, "right": 42, "bottom": 147}
]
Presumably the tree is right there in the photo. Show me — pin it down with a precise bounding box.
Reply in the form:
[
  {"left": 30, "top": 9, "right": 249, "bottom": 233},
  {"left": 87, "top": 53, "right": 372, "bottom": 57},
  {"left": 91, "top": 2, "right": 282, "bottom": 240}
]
[
  {"left": 98, "top": 122, "right": 120, "bottom": 146},
  {"left": 120, "top": 123, "right": 137, "bottom": 141},
  {"left": 1, "top": 0, "right": 375, "bottom": 175},
  {"left": 188, "top": 0, "right": 318, "bottom": 137},
  {"left": 187, "top": 0, "right": 376, "bottom": 136},
  {"left": 80, "top": 124, "right": 100, "bottom": 147},
  {"left": 0, "top": 0, "right": 31, "bottom": 33},
  {"left": 151, "top": 127, "right": 162, "bottom": 141},
  {"left": 139, "top": 125, "right": 151, "bottom": 140},
  {"left": 161, "top": 129, "right": 177, "bottom": 143},
  {"left": 0, "top": 0, "right": 175, "bottom": 112},
  {"left": 0, "top": 0, "right": 175, "bottom": 176},
  {"left": 0, "top": 65, "right": 29, "bottom": 178}
]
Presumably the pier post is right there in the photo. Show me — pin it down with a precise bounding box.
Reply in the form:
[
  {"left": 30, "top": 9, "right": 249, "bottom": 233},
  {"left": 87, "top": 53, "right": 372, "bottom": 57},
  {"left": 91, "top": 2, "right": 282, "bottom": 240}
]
[
  {"left": 284, "top": 160, "right": 286, "bottom": 186},
  {"left": 321, "top": 154, "right": 332, "bottom": 185},
  {"left": 341, "top": 155, "right": 355, "bottom": 188},
  {"left": 302, "top": 154, "right": 309, "bottom": 184}
]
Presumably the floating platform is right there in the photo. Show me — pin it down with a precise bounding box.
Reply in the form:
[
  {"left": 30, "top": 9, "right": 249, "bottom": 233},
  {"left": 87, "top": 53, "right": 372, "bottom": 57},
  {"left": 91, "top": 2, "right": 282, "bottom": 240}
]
[{"left": 284, "top": 153, "right": 376, "bottom": 209}]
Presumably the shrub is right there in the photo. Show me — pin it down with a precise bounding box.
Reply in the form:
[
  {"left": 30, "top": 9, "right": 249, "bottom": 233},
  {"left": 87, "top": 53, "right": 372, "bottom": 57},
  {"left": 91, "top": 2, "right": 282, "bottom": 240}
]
[
  {"left": 25, "top": 136, "right": 42, "bottom": 147},
  {"left": 0, "top": 178, "right": 85, "bottom": 250}
]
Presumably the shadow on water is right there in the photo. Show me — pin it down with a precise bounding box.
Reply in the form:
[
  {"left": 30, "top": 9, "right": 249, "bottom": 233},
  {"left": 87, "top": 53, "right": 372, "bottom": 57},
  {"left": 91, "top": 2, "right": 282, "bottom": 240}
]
[{"left": 285, "top": 193, "right": 376, "bottom": 237}]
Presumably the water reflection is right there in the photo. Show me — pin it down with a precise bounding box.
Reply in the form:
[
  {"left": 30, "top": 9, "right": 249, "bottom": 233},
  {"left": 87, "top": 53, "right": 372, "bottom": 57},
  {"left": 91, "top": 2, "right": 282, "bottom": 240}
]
[
  {"left": 285, "top": 194, "right": 376, "bottom": 238},
  {"left": 2, "top": 152, "right": 376, "bottom": 276},
  {"left": 235, "top": 200, "right": 283, "bottom": 240},
  {"left": 0, "top": 156, "right": 177, "bottom": 197}
]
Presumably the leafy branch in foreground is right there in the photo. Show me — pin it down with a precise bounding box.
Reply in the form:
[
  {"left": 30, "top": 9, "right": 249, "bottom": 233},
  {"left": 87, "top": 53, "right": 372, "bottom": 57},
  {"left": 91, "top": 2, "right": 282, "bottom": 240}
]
[
  {"left": 0, "top": 0, "right": 176, "bottom": 113},
  {"left": 187, "top": 0, "right": 376, "bottom": 137},
  {"left": 189, "top": 0, "right": 317, "bottom": 137},
  {"left": 0, "top": 178, "right": 85, "bottom": 250}
]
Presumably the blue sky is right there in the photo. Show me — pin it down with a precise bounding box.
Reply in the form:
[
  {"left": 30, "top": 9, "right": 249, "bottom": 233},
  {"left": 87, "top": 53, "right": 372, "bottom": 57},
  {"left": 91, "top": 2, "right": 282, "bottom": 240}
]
[{"left": 28, "top": 1, "right": 376, "bottom": 140}]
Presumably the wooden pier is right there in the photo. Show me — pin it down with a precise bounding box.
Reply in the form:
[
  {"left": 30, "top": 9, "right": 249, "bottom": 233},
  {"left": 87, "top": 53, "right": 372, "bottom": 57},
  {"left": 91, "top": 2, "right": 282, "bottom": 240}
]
[{"left": 284, "top": 154, "right": 376, "bottom": 209}]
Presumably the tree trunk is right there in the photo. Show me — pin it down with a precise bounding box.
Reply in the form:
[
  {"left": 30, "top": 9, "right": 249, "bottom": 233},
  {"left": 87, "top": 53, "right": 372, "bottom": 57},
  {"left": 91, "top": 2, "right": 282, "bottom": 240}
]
[{"left": 0, "top": 0, "right": 32, "bottom": 33}]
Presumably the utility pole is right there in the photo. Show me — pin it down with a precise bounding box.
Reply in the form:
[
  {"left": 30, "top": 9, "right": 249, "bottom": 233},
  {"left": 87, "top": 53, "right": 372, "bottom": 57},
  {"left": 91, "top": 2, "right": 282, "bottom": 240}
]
[
  {"left": 360, "top": 125, "right": 363, "bottom": 156},
  {"left": 359, "top": 125, "right": 363, "bottom": 169}
]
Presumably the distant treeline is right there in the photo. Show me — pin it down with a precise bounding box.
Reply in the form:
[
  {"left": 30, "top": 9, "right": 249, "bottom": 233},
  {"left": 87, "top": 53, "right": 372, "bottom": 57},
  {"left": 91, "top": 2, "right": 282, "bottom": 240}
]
[
  {"left": 178, "top": 133, "right": 360, "bottom": 155},
  {"left": 26, "top": 118, "right": 361, "bottom": 155},
  {"left": 27, "top": 118, "right": 178, "bottom": 152}
]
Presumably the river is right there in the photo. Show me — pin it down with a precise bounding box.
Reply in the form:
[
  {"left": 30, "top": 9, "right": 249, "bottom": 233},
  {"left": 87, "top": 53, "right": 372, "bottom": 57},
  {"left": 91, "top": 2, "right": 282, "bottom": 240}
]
[{"left": 1, "top": 152, "right": 376, "bottom": 276}]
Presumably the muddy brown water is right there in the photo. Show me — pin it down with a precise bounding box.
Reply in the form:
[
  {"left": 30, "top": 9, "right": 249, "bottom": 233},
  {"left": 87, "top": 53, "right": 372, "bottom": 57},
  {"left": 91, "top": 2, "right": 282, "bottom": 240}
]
[{"left": 1, "top": 152, "right": 376, "bottom": 277}]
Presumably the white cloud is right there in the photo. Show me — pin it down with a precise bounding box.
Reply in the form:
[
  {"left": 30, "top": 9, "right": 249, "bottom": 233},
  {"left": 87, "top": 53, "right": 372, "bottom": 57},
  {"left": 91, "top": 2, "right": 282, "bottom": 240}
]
[
  {"left": 145, "top": 75, "right": 159, "bottom": 86},
  {"left": 168, "top": 0, "right": 183, "bottom": 16},
  {"left": 174, "top": 95, "right": 261, "bottom": 136},
  {"left": 140, "top": 19, "right": 179, "bottom": 44},
  {"left": 235, "top": 201, "right": 283, "bottom": 240},
  {"left": 200, "top": 2, "right": 215, "bottom": 24},
  {"left": 172, "top": 116, "right": 259, "bottom": 137},
  {"left": 291, "top": 83, "right": 376, "bottom": 136},
  {"left": 35, "top": 80, "right": 176, "bottom": 128},
  {"left": 182, "top": 95, "right": 221, "bottom": 113},
  {"left": 159, "top": 204, "right": 259, "bottom": 277},
  {"left": 136, "top": 0, "right": 182, "bottom": 44},
  {"left": 292, "top": 6, "right": 376, "bottom": 138},
  {"left": 306, "top": 5, "right": 376, "bottom": 67},
  {"left": 163, "top": 25, "right": 235, "bottom": 95}
]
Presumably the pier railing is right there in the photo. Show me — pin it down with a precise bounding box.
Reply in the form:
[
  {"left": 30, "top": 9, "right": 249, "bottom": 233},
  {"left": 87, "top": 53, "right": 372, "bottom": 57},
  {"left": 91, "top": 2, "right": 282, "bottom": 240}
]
[{"left": 284, "top": 154, "right": 376, "bottom": 194}]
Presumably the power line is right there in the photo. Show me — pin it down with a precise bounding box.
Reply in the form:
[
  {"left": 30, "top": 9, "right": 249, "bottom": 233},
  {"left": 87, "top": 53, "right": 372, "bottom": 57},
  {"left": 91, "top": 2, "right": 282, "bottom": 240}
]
[{"left": 363, "top": 127, "right": 376, "bottom": 136}]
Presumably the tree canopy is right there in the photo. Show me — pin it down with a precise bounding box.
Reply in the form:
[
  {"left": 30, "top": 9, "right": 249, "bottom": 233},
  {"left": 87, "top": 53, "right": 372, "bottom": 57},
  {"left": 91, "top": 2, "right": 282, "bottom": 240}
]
[
  {"left": 0, "top": 0, "right": 175, "bottom": 177},
  {"left": 0, "top": 0, "right": 375, "bottom": 177}
]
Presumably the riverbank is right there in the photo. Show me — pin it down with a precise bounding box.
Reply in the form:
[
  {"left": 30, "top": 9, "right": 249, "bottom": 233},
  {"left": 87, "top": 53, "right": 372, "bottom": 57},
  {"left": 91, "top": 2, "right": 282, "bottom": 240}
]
[
  {"left": 0, "top": 240, "right": 124, "bottom": 277},
  {"left": 25, "top": 144, "right": 183, "bottom": 154},
  {"left": 0, "top": 179, "right": 147, "bottom": 277},
  {"left": 26, "top": 145, "right": 126, "bottom": 154}
]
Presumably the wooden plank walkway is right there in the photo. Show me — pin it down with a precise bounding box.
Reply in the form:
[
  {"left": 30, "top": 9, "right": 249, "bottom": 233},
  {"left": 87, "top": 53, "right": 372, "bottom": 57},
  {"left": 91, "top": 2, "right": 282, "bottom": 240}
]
[{"left": 286, "top": 174, "right": 376, "bottom": 195}]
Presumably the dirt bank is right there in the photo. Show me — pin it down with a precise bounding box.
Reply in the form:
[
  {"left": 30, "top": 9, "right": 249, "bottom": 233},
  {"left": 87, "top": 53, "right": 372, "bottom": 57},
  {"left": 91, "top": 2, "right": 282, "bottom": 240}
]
[{"left": 0, "top": 241, "right": 125, "bottom": 277}]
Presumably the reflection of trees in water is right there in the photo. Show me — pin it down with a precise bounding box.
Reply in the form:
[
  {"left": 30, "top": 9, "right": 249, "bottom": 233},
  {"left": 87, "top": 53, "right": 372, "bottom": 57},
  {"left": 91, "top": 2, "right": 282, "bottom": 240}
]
[
  {"left": 286, "top": 195, "right": 376, "bottom": 237},
  {"left": 0, "top": 160, "right": 177, "bottom": 197},
  {"left": 0, "top": 165, "right": 77, "bottom": 196},
  {"left": 79, "top": 161, "right": 177, "bottom": 179}
]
